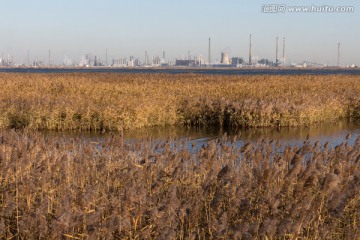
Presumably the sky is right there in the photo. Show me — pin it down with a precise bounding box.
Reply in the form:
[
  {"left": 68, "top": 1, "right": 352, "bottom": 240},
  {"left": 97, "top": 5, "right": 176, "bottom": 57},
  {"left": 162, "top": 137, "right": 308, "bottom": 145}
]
[{"left": 0, "top": 0, "right": 359, "bottom": 65}]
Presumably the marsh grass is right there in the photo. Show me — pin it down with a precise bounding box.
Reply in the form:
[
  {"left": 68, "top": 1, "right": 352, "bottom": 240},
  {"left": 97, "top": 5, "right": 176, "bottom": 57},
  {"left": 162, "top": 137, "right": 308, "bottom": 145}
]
[
  {"left": 0, "top": 129, "right": 359, "bottom": 239},
  {"left": 0, "top": 73, "right": 359, "bottom": 131}
]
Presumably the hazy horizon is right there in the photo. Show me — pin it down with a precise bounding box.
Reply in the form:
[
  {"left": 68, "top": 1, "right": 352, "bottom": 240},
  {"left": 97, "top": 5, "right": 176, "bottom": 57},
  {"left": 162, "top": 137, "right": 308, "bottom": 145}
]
[{"left": 0, "top": 0, "right": 359, "bottom": 66}]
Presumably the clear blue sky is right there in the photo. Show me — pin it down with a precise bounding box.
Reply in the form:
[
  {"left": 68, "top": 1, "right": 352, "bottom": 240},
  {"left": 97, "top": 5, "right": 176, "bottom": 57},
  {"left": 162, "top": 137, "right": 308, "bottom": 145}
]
[{"left": 0, "top": 0, "right": 359, "bottom": 65}]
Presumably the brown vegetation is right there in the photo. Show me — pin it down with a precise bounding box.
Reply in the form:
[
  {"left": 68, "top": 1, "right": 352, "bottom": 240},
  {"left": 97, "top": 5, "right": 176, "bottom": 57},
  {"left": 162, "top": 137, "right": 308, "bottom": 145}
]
[
  {"left": 0, "top": 73, "right": 360, "bottom": 131},
  {"left": 1, "top": 73, "right": 359, "bottom": 238},
  {"left": 0, "top": 129, "right": 359, "bottom": 239}
]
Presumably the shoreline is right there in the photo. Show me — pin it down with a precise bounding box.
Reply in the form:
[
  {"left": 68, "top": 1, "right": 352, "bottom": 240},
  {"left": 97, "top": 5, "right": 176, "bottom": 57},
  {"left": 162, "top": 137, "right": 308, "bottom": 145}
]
[{"left": 0, "top": 66, "right": 359, "bottom": 74}]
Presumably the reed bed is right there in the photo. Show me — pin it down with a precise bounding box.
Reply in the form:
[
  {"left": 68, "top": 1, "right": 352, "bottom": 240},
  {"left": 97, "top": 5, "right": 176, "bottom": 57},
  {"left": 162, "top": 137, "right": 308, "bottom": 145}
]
[
  {"left": 0, "top": 129, "right": 359, "bottom": 239},
  {"left": 0, "top": 73, "right": 360, "bottom": 131}
]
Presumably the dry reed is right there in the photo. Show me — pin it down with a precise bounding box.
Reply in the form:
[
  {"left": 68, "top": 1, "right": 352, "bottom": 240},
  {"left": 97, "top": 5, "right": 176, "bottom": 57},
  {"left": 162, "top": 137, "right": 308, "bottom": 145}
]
[
  {"left": 0, "top": 129, "right": 359, "bottom": 239},
  {"left": 0, "top": 73, "right": 359, "bottom": 131}
]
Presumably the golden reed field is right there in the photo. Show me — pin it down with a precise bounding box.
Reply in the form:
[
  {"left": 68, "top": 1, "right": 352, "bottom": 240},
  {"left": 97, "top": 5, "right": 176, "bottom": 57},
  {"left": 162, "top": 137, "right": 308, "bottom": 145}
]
[
  {"left": 0, "top": 73, "right": 359, "bottom": 131},
  {"left": 0, "top": 73, "right": 359, "bottom": 239},
  {"left": 0, "top": 130, "right": 359, "bottom": 239}
]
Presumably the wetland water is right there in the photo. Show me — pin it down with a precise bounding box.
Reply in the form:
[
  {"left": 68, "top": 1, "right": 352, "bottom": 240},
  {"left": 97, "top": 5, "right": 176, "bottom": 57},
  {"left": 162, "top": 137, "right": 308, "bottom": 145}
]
[
  {"left": 118, "top": 120, "right": 360, "bottom": 147},
  {"left": 45, "top": 119, "right": 360, "bottom": 151},
  {"left": 1, "top": 67, "right": 360, "bottom": 75}
]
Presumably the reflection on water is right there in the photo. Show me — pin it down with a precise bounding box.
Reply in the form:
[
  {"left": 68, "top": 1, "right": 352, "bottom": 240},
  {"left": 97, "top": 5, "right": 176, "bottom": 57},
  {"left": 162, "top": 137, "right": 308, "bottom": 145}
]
[
  {"left": 46, "top": 119, "right": 360, "bottom": 149},
  {"left": 122, "top": 119, "right": 360, "bottom": 149},
  {"left": 228, "top": 120, "right": 360, "bottom": 147}
]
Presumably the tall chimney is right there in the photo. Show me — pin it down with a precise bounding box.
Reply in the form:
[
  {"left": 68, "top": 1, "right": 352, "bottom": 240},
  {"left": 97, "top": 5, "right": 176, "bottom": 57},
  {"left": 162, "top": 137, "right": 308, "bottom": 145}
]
[
  {"left": 249, "top": 34, "right": 252, "bottom": 65},
  {"left": 208, "top": 37, "right": 211, "bottom": 65},
  {"left": 145, "top": 51, "right": 148, "bottom": 65},
  {"left": 106, "top": 49, "right": 108, "bottom": 66},
  {"left": 283, "top": 37, "right": 286, "bottom": 66},
  {"left": 337, "top": 43, "right": 340, "bottom": 68},
  {"left": 276, "top": 36, "right": 279, "bottom": 65}
]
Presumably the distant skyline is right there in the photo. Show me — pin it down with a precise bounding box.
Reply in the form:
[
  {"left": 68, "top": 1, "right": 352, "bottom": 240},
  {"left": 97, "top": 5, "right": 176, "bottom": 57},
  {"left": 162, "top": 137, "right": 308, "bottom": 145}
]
[{"left": 0, "top": 0, "right": 359, "bottom": 65}]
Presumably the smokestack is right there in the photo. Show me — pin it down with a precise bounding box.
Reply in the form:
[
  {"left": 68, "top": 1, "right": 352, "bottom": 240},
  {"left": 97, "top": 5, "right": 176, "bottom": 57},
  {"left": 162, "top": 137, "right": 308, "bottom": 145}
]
[
  {"left": 208, "top": 37, "right": 211, "bottom": 65},
  {"left": 48, "top": 49, "right": 51, "bottom": 66},
  {"left": 145, "top": 51, "right": 147, "bottom": 65},
  {"left": 276, "top": 36, "right": 279, "bottom": 65},
  {"left": 337, "top": 43, "right": 340, "bottom": 68},
  {"left": 283, "top": 37, "right": 286, "bottom": 66},
  {"left": 106, "top": 49, "right": 108, "bottom": 66},
  {"left": 249, "top": 34, "right": 252, "bottom": 65}
]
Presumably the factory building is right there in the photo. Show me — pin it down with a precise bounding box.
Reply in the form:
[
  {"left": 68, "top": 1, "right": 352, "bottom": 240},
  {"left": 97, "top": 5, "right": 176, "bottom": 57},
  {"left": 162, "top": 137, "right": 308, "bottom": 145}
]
[
  {"left": 153, "top": 56, "right": 161, "bottom": 66},
  {"left": 175, "top": 55, "right": 206, "bottom": 67},
  {"left": 175, "top": 59, "right": 195, "bottom": 66},
  {"left": 112, "top": 56, "right": 141, "bottom": 67},
  {"left": 0, "top": 56, "right": 14, "bottom": 67},
  {"left": 112, "top": 58, "right": 127, "bottom": 67},
  {"left": 231, "top": 57, "right": 243, "bottom": 65}
]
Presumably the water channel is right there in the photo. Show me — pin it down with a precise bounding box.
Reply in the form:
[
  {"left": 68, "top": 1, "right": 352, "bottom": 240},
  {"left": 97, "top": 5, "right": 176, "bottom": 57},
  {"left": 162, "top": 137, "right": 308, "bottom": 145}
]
[{"left": 43, "top": 119, "right": 360, "bottom": 151}]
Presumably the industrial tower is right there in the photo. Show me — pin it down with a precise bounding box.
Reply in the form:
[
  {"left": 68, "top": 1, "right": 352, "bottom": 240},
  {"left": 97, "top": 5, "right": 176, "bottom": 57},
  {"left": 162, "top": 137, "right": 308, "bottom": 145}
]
[
  {"left": 283, "top": 37, "right": 286, "bottom": 66},
  {"left": 337, "top": 43, "right": 340, "bottom": 68},
  {"left": 276, "top": 36, "right": 279, "bottom": 65},
  {"left": 208, "top": 37, "right": 211, "bottom": 65},
  {"left": 249, "top": 34, "right": 252, "bottom": 65}
]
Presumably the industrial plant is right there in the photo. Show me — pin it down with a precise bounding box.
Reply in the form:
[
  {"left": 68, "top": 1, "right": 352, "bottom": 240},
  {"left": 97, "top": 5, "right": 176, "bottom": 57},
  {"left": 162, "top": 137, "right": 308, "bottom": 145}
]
[{"left": 0, "top": 35, "right": 357, "bottom": 68}]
